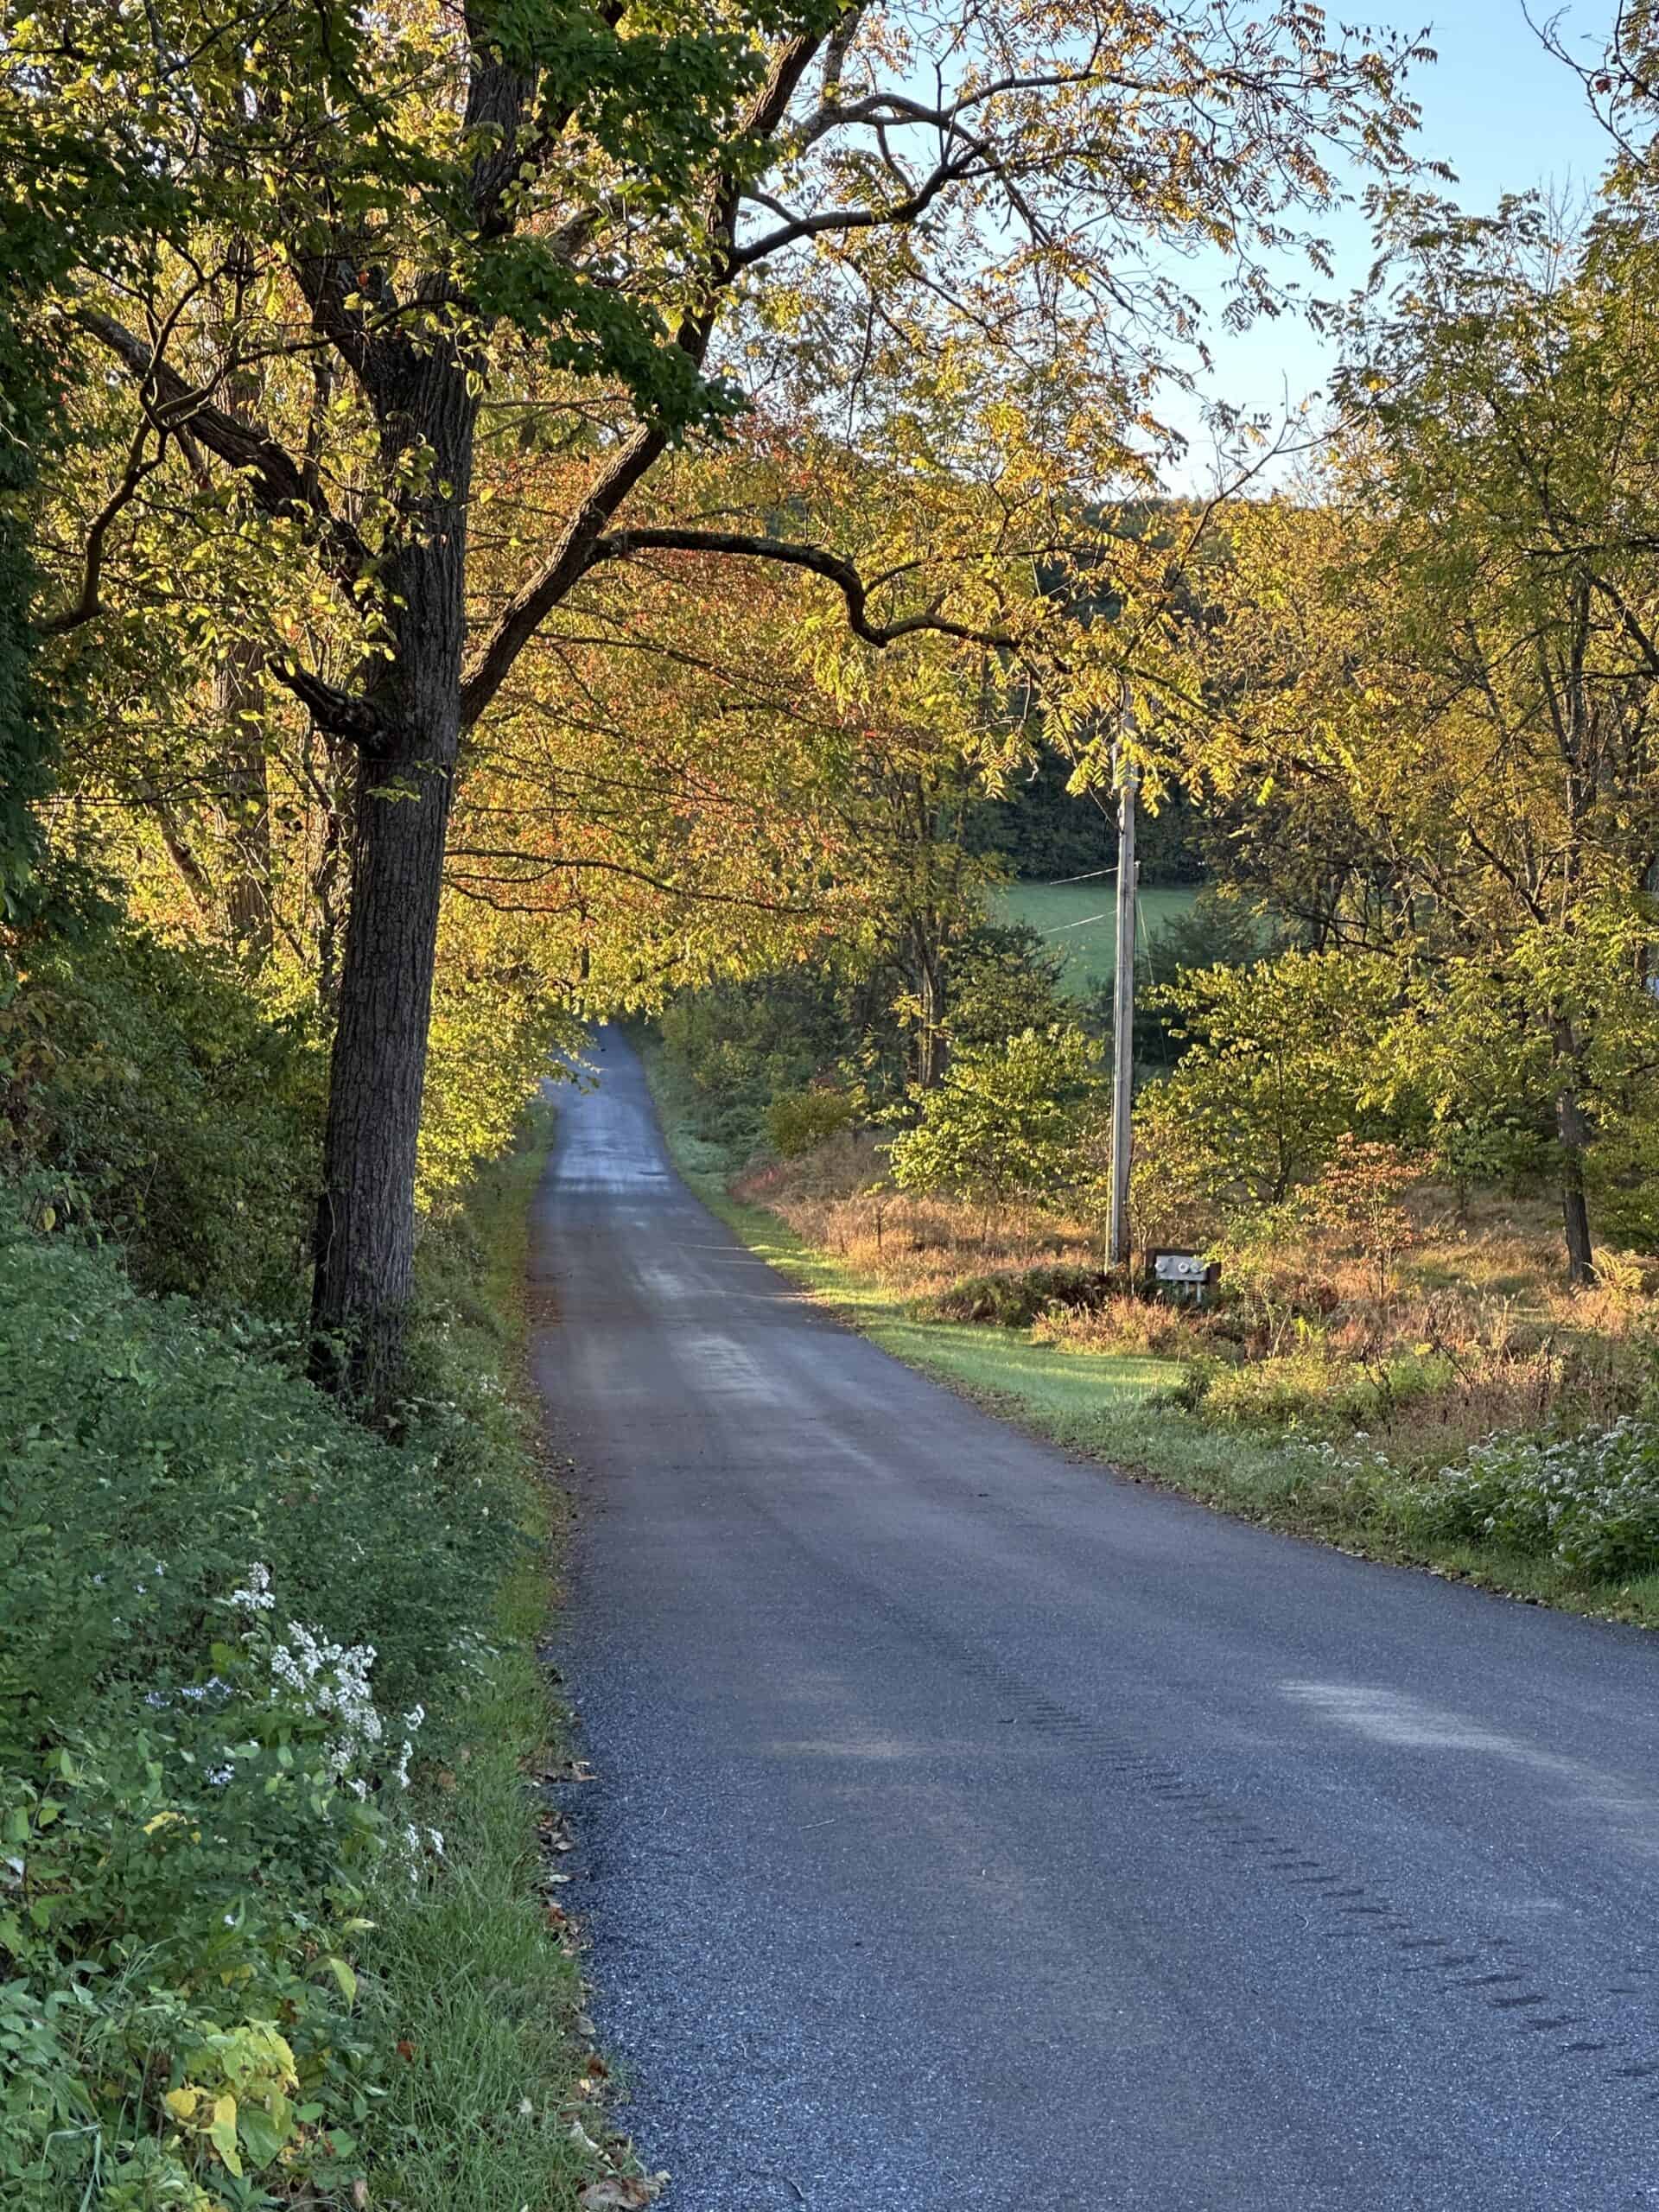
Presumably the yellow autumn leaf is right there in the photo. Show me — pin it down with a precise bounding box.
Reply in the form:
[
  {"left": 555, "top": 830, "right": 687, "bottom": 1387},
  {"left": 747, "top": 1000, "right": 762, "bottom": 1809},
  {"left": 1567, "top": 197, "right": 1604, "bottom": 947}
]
[
  {"left": 163, "top": 2085, "right": 198, "bottom": 2120},
  {"left": 207, "top": 2094, "right": 242, "bottom": 2176}
]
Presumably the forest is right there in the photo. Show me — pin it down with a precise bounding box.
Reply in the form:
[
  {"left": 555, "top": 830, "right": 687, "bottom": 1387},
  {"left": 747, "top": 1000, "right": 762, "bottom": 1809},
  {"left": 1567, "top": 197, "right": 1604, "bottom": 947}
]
[{"left": 3, "top": 1, "right": 1659, "bottom": 2206}]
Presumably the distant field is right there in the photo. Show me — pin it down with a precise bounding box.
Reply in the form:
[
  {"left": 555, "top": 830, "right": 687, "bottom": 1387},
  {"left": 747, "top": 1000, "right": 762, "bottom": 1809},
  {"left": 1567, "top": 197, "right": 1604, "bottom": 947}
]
[{"left": 992, "top": 880, "right": 1198, "bottom": 994}]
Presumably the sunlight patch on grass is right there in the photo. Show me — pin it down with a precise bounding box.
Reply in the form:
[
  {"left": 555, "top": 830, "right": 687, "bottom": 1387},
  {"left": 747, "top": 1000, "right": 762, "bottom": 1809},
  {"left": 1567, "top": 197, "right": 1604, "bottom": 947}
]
[{"left": 702, "top": 1185, "right": 1178, "bottom": 1414}]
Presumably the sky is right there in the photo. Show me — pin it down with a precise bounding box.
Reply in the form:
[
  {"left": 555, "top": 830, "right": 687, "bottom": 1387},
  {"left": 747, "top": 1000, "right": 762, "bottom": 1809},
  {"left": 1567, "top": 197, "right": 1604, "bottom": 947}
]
[{"left": 1167, "top": 0, "right": 1622, "bottom": 484}]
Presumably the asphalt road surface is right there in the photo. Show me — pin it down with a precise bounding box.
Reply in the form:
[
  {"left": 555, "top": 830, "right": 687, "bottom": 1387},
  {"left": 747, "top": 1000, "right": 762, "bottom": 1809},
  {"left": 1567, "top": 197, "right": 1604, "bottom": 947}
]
[{"left": 533, "top": 1033, "right": 1659, "bottom": 2211}]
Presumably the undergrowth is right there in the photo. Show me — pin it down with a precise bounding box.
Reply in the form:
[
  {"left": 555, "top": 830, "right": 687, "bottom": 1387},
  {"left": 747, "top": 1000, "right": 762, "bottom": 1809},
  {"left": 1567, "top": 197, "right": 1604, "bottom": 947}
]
[{"left": 0, "top": 1102, "right": 646, "bottom": 2210}]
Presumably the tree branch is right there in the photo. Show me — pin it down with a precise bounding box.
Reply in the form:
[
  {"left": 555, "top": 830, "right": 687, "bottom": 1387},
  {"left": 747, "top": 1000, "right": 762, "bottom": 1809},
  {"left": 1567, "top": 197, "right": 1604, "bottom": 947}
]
[
  {"left": 733, "top": 145, "right": 984, "bottom": 269},
  {"left": 459, "top": 426, "right": 670, "bottom": 728},
  {"left": 583, "top": 526, "right": 1020, "bottom": 652},
  {"left": 76, "top": 309, "right": 369, "bottom": 587},
  {"left": 458, "top": 22, "right": 836, "bottom": 730},
  {"left": 37, "top": 418, "right": 171, "bottom": 635},
  {"left": 268, "top": 658, "right": 388, "bottom": 748}
]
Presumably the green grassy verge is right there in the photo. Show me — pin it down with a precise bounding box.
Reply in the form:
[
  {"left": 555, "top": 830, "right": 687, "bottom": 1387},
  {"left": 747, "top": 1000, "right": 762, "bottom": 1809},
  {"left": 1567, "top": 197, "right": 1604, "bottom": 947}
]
[
  {"left": 363, "top": 1106, "right": 607, "bottom": 2212},
  {"left": 646, "top": 1046, "right": 1659, "bottom": 1631}
]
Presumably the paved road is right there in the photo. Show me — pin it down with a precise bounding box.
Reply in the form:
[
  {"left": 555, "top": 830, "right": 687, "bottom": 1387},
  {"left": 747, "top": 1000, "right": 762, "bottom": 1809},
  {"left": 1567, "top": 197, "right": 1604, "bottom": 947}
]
[{"left": 533, "top": 1033, "right": 1659, "bottom": 2211}]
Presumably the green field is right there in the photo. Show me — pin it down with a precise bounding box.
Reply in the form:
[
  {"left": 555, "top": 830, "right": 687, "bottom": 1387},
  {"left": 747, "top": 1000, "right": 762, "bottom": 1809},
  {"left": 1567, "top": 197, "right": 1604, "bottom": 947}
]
[{"left": 993, "top": 880, "right": 1198, "bottom": 993}]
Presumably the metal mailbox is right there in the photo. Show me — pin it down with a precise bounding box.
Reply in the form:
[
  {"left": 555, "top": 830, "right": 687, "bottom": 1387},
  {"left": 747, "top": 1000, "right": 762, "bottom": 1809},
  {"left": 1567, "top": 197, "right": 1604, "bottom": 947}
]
[{"left": 1146, "top": 1249, "right": 1221, "bottom": 1303}]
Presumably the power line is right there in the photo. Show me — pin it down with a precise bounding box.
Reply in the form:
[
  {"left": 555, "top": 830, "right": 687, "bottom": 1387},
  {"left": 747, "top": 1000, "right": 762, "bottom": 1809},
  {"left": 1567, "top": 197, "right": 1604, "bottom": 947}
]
[
  {"left": 1033, "top": 862, "right": 1119, "bottom": 887},
  {"left": 1039, "top": 908, "right": 1113, "bottom": 936}
]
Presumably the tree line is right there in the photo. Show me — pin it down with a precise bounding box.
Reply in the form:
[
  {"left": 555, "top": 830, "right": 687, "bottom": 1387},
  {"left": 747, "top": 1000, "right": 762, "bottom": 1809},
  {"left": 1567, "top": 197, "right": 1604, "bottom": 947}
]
[
  {"left": 4, "top": 0, "right": 1432, "bottom": 1402},
  {"left": 15, "top": 1, "right": 1659, "bottom": 1408}
]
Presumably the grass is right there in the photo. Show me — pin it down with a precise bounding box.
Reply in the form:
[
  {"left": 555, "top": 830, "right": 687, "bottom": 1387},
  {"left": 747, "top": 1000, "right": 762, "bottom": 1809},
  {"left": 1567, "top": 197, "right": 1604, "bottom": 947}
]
[
  {"left": 992, "top": 880, "right": 1197, "bottom": 991},
  {"left": 363, "top": 1104, "right": 658, "bottom": 2211},
  {"left": 707, "top": 1180, "right": 1172, "bottom": 1413},
  {"left": 647, "top": 1046, "right": 1659, "bottom": 1631}
]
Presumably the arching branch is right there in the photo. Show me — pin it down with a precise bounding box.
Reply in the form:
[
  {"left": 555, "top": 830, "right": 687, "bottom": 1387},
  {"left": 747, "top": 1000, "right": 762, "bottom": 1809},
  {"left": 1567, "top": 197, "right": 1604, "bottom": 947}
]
[
  {"left": 583, "top": 527, "right": 1021, "bottom": 652},
  {"left": 37, "top": 419, "right": 171, "bottom": 636}
]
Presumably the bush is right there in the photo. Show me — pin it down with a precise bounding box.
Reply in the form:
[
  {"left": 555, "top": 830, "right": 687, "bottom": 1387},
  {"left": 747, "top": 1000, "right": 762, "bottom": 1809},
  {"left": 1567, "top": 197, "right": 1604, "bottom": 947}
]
[
  {"left": 1, "top": 920, "right": 324, "bottom": 1312},
  {"left": 1149, "top": 949, "right": 1398, "bottom": 1205},
  {"left": 890, "top": 1024, "right": 1103, "bottom": 1217},
  {"left": 1414, "top": 1415, "right": 1659, "bottom": 1578},
  {"left": 767, "top": 1084, "right": 859, "bottom": 1159},
  {"left": 931, "top": 1262, "right": 1111, "bottom": 1327},
  {"left": 1190, "top": 1346, "right": 1452, "bottom": 1431}
]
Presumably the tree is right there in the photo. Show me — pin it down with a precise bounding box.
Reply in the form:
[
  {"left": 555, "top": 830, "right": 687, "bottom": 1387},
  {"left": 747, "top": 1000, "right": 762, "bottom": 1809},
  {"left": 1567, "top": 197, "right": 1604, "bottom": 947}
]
[
  {"left": 1151, "top": 949, "right": 1398, "bottom": 1205},
  {"left": 890, "top": 1022, "right": 1101, "bottom": 1230},
  {"left": 1193, "top": 200, "right": 1659, "bottom": 1278},
  {"left": 21, "top": 0, "right": 1425, "bottom": 1395}
]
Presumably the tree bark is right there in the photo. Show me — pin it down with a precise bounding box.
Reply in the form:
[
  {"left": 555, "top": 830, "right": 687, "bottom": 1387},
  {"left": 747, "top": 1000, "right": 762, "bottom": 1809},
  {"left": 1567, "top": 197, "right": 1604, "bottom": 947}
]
[
  {"left": 308, "top": 349, "right": 475, "bottom": 1403},
  {"left": 1557, "top": 1089, "right": 1597, "bottom": 1287},
  {"left": 913, "top": 940, "right": 945, "bottom": 1090}
]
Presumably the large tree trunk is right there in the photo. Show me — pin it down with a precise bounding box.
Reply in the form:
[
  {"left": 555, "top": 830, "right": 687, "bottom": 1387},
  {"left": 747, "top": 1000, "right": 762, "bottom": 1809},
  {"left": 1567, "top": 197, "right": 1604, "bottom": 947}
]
[
  {"left": 308, "top": 721, "right": 455, "bottom": 1399},
  {"left": 308, "top": 354, "right": 474, "bottom": 1402}
]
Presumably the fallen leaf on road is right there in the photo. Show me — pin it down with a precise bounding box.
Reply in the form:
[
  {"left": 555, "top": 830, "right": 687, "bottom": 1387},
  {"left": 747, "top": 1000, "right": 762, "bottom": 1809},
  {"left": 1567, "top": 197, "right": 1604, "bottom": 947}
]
[{"left": 576, "top": 2177, "right": 667, "bottom": 2209}]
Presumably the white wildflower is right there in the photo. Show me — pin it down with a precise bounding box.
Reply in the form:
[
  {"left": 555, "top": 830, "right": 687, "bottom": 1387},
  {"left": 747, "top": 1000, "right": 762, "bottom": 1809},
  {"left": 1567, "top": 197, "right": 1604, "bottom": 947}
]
[{"left": 229, "top": 1564, "right": 275, "bottom": 1612}]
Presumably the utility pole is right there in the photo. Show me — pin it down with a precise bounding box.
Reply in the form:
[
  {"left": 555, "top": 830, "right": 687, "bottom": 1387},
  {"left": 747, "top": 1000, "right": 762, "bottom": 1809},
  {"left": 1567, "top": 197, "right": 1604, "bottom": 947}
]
[{"left": 1109, "top": 737, "right": 1139, "bottom": 1273}]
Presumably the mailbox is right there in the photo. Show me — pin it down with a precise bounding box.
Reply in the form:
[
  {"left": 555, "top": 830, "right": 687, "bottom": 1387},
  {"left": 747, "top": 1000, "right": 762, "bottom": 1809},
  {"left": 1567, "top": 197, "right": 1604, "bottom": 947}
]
[{"left": 1146, "top": 1248, "right": 1221, "bottom": 1304}]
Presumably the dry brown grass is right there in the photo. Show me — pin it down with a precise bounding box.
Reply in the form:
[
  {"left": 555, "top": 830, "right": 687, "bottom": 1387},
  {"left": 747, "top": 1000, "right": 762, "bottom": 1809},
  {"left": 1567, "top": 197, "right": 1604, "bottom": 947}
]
[
  {"left": 734, "top": 1139, "right": 1659, "bottom": 1464},
  {"left": 734, "top": 1133, "right": 1103, "bottom": 1302}
]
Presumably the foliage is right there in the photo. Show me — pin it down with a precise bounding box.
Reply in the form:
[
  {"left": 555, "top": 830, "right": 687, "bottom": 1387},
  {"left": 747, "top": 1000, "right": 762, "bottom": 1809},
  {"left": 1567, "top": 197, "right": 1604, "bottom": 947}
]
[
  {"left": 1194, "top": 198, "right": 1659, "bottom": 1272},
  {"left": 966, "top": 747, "right": 1203, "bottom": 883},
  {"left": 930, "top": 1263, "right": 1110, "bottom": 1328},
  {"left": 1, "top": 917, "right": 325, "bottom": 1311},
  {"left": 1415, "top": 1417, "right": 1659, "bottom": 1580},
  {"left": 767, "top": 1085, "right": 860, "bottom": 1160},
  {"left": 890, "top": 1025, "right": 1103, "bottom": 1217},
  {"left": 1586, "top": 1116, "right": 1659, "bottom": 1252},
  {"left": 0, "top": 1178, "right": 532, "bottom": 2204},
  {"left": 1313, "top": 1136, "right": 1420, "bottom": 1301},
  {"left": 1186, "top": 1346, "right": 1452, "bottom": 1433},
  {"left": 0, "top": 1102, "right": 620, "bottom": 2209},
  {"left": 15, "top": 0, "right": 1427, "bottom": 1373},
  {"left": 1101, "top": 887, "right": 1274, "bottom": 1066},
  {"left": 1148, "top": 949, "right": 1398, "bottom": 1205},
  {"left": 945, "top": 924, "right": 1072, "bottom": 1053},
  {"left": 657, "top": 907, "right": 1073, "bottom": 1169}
]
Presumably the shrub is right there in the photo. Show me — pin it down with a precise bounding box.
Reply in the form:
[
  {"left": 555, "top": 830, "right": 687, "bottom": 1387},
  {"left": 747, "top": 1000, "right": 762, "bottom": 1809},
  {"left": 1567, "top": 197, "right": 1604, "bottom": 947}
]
[
  {"left": 1313, "top": 1135, "right": 1421, "bottom": 1300},
  {"left": 931, "top": 1262, "right": 1111, "bottom": 1327},
  {"left": 944, "top": 922, "right": 1071, "bottom": 1050},
  {"left": 767, "top": 1084, "right": 859, "bottom": 1160},
  {"left": 1150, "top": 949, "right": 1398, "bottom": 1204},
  {"left": 890, "top": 1024, "right": 1102, "bottom": 1220},
  {"left": 1192, "top": 1346, "right": 1451, "bottom": 1431},
  {"left": 1414, "top": 1416, "right": 1659, "bottom": 1578},
  {"left": 0, "top": 920, "right": 323, "bottom": 1312}
]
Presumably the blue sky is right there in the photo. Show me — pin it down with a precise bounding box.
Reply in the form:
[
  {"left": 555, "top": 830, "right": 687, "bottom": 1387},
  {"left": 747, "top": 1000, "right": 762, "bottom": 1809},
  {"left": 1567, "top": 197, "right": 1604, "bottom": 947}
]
[{"left": 1168, "top": 0, "right": 1620, "bottom": 482}]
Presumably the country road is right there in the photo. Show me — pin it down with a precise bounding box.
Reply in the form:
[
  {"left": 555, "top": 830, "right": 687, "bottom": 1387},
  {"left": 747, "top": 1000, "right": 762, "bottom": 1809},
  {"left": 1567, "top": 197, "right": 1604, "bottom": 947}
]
[{"left": 532, "top": 1033, "right": 1659, "bottom": 2211}]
